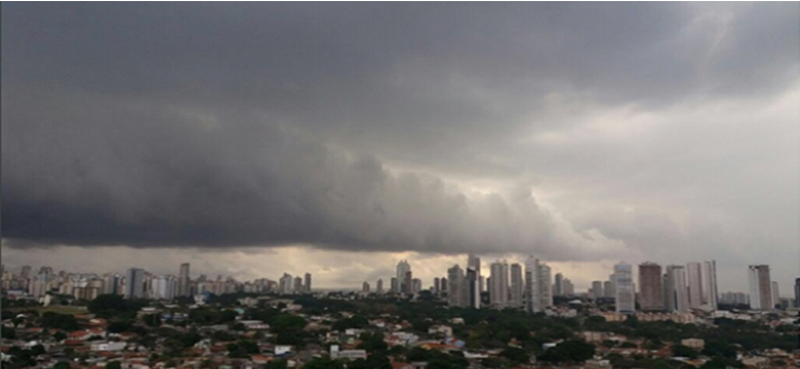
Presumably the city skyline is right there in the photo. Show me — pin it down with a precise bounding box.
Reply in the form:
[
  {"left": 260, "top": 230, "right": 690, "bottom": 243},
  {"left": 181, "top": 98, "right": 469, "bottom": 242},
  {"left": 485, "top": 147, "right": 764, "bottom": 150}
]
[
  {"left": 0, "top": 252, "right": 795, "bottom": 297},
  {"left": 2, "top": 3, "right": 798, "bottom": 292},
  {"left": 2, "top": 258, "right": 795, "bottom": 309}
]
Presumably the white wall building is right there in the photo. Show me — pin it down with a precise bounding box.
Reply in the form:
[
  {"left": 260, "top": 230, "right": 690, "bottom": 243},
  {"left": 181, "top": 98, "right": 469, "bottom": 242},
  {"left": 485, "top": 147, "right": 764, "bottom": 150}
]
[{"left": 614, "top": 262, "right": 634, "bottom": 313}]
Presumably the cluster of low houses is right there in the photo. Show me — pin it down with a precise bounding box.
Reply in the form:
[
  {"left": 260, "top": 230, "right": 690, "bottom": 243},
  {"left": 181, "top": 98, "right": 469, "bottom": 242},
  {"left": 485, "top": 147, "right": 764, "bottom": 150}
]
[{"left": 2, "top": 296, "right": 799, "bottom": 369}]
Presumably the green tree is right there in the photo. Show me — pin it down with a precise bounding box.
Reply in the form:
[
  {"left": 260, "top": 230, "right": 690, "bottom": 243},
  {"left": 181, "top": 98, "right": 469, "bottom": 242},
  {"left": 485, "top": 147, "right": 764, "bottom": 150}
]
[
  {"left": 264, "top": 359, "right": 288, "bottom": 369},
  {"left": 700, "top": 357, "right": 744, "bottom": 369},
  {"left": 106, "top": 361, "right": 122, "bottom": 369},
  {"left": 500, "top": 347, "right": 529, "bottom": 364},
  {"left": 2, "top": 328, "right": 16, "bottom": 339},
  {"left": 671, "top": 344, "right": 698, "bottom": 359},
  {"left": 88, "top": 294, "right": 144, "bottom": 319},
  {"left": 54, "top": 362, "right": 72, "bottom": 369},
  {"left": 143, "top": 313, "right": 161, "bottom": 327},
  {"left": 537, "top": 340, "right": 595, "bottom": 364},
  {"left": 303, "top": 357, "right": 344, "bottom": 369},
  {"left": 41, "top": 312, "right": 79, "bottom": 331}
]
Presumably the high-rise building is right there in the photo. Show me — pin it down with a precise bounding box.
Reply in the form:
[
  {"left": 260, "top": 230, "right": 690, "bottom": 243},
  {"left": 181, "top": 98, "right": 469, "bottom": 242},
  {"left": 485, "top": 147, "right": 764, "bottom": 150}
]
[
  {"left": 124, "top": 268, "right": 145, "bottom": 299},
  {"left": 447, "top": 264, "right": 467, "bottom": 308},
  {"left": 103, "top": 274, "right": 122, "bottom": 295},
  {"left": 524, "top": 256, "right": 539, "bottom": 313},
  {"left": 391, "top": 277, "right": 398, "bottom": 293},
  {"left": 603, "top": 280, "right": 615, "bottom": 298},
  {"left": 795, "top": 278, "right": 800, "bottom": 308},
  {"left": 537, "top": 263, "right": 553, "bottom": 309},
  {"left": 553, "top": 273, "right": 564, "bottom": 297},
  {"left": 614, "top": 262, "right": 634, "bottom": 313},
  {"left": 362, "top": 281, "right": 370, "bottom": 293},
  {"left": 639, "top": 262, "right": 664, "bottom": 311},
  {"left": 510, "top": 263, "right": 523, "bottom": 309},
  {"left": 720, "top": 292, "right": 750, "bottom": 305},
  {"left": 397, "top": 260, "right": 411, "bottom": 294},
  {"left": 152, "top": 275, "right": 177, "bottom": 300},
  {"left": 686, "top": 262, "right": 704, "bottom": 309},
  {"left": 665, "top": 265, "right": 689, "bottom": 312},
  {"left": 305, "top": 273, "right": 312, "bottom": 293},
  {"left": 376, "top": 278, "right": 384, "bottom": 294},
  {"left": 466, "top": 267, "right": 480, "bottom": 309},
  {"left": 748, "top": 265, "right": 772, "bottom": 310},
  {"left": 591, "top": 281, "right": 604, "bottom": 299},
  {"left": 279, "top": 273, "right": 293, "bottom": 295},
  {"left": 468, "top": 254, "right": 481, "bottom": 275},
  {"left": 20, "top": 265, "right": 32, "bottom": 280},
  {"left": 434, "top": 277, "right": 441, "bottom": 294},
  {"left": 563, "top": 278, "right": 574, "bottom": 296},
  {"left": 412, "top": 278, "right": 422, "bottom": 294},
  {"left": 404, "top": 271, "right": 413, "bottom": 295},
  {"left": 490, "top": 260, "right": 509, "bottom": 309},
  {"left": 177, "top": 263, "right": 190, "bottom": 297},
  {"left": 702, "top": 261, "right": 718, "bottom": 310},
  {"left": 294, "top": 276, "right": 303, "bottom": 293},
  {"left": 771, "top": 281, "right": 780, "bottom": 308}
]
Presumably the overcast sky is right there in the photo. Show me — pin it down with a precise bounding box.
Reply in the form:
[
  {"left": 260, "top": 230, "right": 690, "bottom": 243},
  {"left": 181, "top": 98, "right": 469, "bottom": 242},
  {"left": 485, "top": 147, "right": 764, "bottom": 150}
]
[{"left": 2, "top": 3, "right": 798, "bottom": 292}]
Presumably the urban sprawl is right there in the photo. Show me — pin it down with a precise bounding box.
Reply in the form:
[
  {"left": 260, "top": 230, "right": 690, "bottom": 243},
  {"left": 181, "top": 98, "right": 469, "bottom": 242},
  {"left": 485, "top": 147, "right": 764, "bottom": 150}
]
[{"left": 1, "top": 257, "right": 797, "bottom": 369}]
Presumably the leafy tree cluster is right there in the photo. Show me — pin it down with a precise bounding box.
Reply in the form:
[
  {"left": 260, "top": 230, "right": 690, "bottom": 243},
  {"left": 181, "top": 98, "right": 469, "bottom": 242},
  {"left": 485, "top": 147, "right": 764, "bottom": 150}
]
[
  {"left": 302, "top": 357, "right": 346, "bottom": 369},
  {"left": 347, "top": 352, "right": 392, "bottom": 369},
  {"left": 87, "top": 294, "right": 146, "bottom": 320},
  {"left": 405, "top": 347, "right": 469, "bottom": 369},
  {"left": 294, "top": 296, "right": 357, "bottom": 315},
  {"left": 4, "top": 345, "right": 43, "bottom": 369},
  {"left": 188, "top": 308, "right": 238, "bottom": 325},
  {"left": 357, "top": 331, "right": 388, "bottom": 352},
  {"left": 227, "top": 340, "right": 259, "bottom": 358},
  {"left": 537, "top": 339, "right": 595, "bottom": 364},
  {"left": 40, "top": 312, "right": 79, "bottom": 331},
  {"left": 331, "top": 314, "right": 369, "bottom": 331},
  {"left": 162, "top": 330, "right": 203, "bottom": 357},
  {"left": 264, "top": 359, "right": 288, "bottom": 369}
]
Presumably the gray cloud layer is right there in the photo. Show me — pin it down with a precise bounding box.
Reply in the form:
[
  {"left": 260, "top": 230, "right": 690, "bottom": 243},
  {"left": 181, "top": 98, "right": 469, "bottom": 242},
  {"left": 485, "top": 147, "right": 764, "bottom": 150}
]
[{"left": 2, "top": 3, "right": 798, "bottom": 277}]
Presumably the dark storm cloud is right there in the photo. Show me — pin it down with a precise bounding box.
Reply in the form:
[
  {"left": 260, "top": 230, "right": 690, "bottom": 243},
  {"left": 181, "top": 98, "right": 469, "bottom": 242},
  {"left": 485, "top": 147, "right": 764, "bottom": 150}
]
[{"left": 2, "top": 3, "right": 798, "bottom": 265}]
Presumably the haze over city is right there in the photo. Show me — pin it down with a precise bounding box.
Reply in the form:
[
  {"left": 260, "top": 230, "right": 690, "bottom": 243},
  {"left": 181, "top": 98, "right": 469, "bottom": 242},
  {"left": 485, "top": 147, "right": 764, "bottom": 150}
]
[{"left": 1, "top": 3, "right": 798, "bottom": 292}]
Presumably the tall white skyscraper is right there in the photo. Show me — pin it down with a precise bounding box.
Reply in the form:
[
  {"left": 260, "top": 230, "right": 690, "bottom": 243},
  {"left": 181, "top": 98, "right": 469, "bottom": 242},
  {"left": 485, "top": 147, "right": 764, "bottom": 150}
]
[
  {"left": 447, "top": 264, "right": 467, "bottom": 308},
  {"left": 124, "top": 268, "right": 145, "bottom": 299},
  {"left": 376, "top": 278, "right": 384, "bottom": 294},
  {"left": 614, "top": 262, "right": 634, "bottom": 313},
  {"left": 396, "top": 260, "right": 411, "bottom": 294},
  {"left": 748, "top": 265, "right": 772, "bottom": 310},
  {"left": 279, "top": 273, "right": 293, "bottom": 295},
  {"left": 467, "top": 254, "right": 482, "bottom": 307},
  {"left": 509, "top": 263, "right": 524, "bottom": 309},
  {"left": 702, "top": 260, "right": 718, "bottom": 310},
  {"left": 665, "top": 265, "right": 689, "bottom": 312},
  {"left": 152, "top": 275, "right": 177, "bottom": 300},
  {"left": 537, "top": 263, "right": 553, "bottom": 309},
  {"left": 489, "top": 260, "right": 509, "bottom": 309},
  {"left": 524, "top": 256, "right": 540, "bottom": 313},
  {"left": 304, "top": 273, "right": 312, "bottom": 293},
  {"left": 686, "top": 262, "right": 704, "bottom": 309}
]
